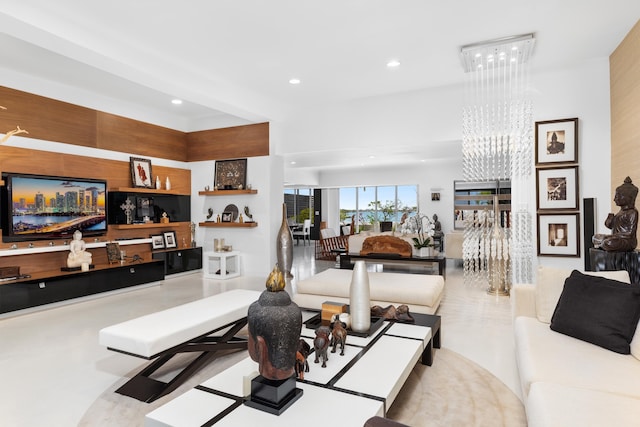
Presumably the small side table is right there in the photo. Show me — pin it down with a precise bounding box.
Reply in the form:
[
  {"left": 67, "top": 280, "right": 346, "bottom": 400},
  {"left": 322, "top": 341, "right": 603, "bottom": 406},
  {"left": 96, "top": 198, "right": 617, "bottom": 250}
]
[{"left": 203, "top": 251, "right": 240, "bottom": 279}]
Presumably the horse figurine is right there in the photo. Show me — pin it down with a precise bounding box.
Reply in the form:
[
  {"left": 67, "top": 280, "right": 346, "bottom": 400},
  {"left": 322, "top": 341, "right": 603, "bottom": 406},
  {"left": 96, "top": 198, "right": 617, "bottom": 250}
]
[
  {"left": 330, "top": 320, "right": 348, "bottom": 356},
  {"left": 295, "top": 339, "right": 310, "bottom": 380},
  {"left": 313, "top": 326, "right": 331, "bottom": 368}
]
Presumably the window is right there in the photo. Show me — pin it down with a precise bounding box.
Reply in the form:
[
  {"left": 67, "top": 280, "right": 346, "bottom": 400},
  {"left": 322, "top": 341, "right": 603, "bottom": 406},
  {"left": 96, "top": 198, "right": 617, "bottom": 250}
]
[{"left": 339, "top": 185, "right": 418, "bottom": 233}]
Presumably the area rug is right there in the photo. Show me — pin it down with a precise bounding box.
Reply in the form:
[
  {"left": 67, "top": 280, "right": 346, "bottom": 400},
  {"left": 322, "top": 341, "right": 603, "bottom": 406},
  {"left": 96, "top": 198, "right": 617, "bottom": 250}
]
[{"left": 79, "top": 348, "right": 526, "bottom": 426}]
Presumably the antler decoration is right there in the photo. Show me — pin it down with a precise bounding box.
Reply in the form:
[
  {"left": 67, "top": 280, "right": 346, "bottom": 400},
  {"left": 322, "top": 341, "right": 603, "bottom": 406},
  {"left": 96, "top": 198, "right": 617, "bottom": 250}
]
[{"left": 0, "top": 105, "right": 29, "bottom": 143}]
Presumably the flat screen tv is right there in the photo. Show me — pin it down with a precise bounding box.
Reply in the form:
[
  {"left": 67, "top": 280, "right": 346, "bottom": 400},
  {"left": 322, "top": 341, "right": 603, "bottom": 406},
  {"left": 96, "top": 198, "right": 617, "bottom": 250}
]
[{"left": 1, "top": 173, "right": 108, "bottom": 242}]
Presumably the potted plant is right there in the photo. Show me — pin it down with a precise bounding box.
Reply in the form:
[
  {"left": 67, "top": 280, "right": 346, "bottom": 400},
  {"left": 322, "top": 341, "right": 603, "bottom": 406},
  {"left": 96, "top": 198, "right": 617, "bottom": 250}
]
[{"left": 408, "top": 213, "right": 435, "bottom": 257}]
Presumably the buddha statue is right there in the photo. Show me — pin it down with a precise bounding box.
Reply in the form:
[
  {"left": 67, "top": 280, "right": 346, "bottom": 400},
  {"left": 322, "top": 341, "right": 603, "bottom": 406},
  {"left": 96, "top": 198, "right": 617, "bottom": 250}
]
[
  {"left": 592, "top": 176, "right": 639, "bottom": 252},
  {"left": 247, "top": 265, "right": 302, "bottom": 380},
  {"left": 67, "top": 230, "right": 93, "bottom": 268}
]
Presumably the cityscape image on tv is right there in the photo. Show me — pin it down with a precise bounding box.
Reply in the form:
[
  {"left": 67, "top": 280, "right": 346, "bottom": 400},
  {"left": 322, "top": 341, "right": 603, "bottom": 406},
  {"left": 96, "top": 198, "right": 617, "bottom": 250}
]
[{"left": 10, "top": 176, "right": 107, "bottom": 235}]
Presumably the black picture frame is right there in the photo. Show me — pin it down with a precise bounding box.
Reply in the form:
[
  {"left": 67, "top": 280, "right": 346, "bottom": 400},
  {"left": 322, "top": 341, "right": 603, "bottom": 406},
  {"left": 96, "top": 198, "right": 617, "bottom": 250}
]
[
  {"left": 163, "top": 231, "right": 177, "bottom": 249},
  {"left": 151, "top": 234, "right": 165, "bottom": 250},
  {"left": 130, "top": 157, "right": 153, "bottom": 188},
  {"left": 537, "top": 213, "right": 580, "bottom": 257},
  {"left": 221, "top": 212, "right": 233, "bottom": 223},
  {"left": 136, "top": 197, "right": 153, "bottom": 220},
  {"left": 214, "top": 158, "right": 247, "bottom": 190},
  {"left": 536, "top": 166, "right": 579, "bottom": 211},
  {"left": 105, "top": 242, "right": 121, "bottom": 264},
  {"left": 535, "top": 118, "right": 578, "bottom": 166}
]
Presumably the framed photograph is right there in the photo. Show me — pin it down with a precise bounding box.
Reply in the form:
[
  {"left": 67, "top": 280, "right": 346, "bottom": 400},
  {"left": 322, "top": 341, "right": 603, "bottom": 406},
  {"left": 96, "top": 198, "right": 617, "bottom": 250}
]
[
  {"left": 431, "top": 192, "right": 440, "bottom": 201},
  {"left": 221, "top": 211, "right": 233, "bottom": 223},
  {"left": 130, "top": 157, "right": 153, "bottom": 188},
  {"left": 105, "top": 242, "right": 121, "bottom": 264},
  {"left": 536, "top": 166, "right": 579, "bottom": 211},
  {"left": 535, "top": 118, "right": 578, "bottom": 165},
  {"left": 136, "top": 197, "right": 153, "bottom": 219},
  {"left": 151, "top": 234, "right": 165, "bottom": 250},
  {"left": 163, "top": 231, "right": 177, "bottom": 249},
  {"left": 538, "top": 213, "right": 580, "bottom": 257},
  {"left": 214, "top": 158, "right": 247, "bottom": 190}
]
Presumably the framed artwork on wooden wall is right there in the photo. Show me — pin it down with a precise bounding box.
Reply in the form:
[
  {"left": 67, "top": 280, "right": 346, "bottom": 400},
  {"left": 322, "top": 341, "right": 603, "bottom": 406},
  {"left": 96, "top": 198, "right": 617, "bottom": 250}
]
[{"left": 130, "top": 157, "right": 153, "bottom": 188}]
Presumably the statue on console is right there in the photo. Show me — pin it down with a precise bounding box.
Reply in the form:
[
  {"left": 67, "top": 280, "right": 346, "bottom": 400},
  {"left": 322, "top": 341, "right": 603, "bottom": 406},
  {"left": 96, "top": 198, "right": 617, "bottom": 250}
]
[
  {"left": 593, "top": 176, "right": 639, "bottom": 252},
  {"left": 67, "top": 230, "right": 93, "bottom": 268}
]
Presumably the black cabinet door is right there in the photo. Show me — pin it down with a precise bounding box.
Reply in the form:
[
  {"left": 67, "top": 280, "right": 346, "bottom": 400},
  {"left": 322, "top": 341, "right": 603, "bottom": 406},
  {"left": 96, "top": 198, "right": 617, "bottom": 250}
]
[{"left": 153, "top": 247, "right": 202, "bottom": 275}]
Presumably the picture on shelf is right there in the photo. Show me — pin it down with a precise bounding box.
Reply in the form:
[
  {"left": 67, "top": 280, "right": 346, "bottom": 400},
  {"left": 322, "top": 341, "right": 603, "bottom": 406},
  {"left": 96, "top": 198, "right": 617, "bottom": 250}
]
[
  {"left": 214, "top": 158, "right": 247, "bottom": 190},
  {"left": 151, "top": 234, "right": 165, "bottom": 250},
  {"left": 221, "top": 212, "right": 233, "bottom": 223},
  {"left": 130, "top": 157, "right": 153, "bottom": 188},
  {"left": 106, "top": 242, "right": 121, "bottom": 264},
  {"left": 163, "top": 231, "right": 177, "bottom": 249}
]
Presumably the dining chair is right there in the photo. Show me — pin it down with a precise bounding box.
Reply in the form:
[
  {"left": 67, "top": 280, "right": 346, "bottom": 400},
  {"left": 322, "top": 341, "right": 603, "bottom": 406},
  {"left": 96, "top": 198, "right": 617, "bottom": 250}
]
[{"left": 293, "top": 219, "right": 311, "bottom": 245}]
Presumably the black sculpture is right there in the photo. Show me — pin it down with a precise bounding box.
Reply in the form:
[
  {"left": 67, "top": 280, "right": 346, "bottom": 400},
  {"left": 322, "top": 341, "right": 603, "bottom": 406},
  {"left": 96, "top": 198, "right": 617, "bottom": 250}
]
[
  {"left": 592, "top": 176, "right": 639, "bottom": 252},
  {"left": 247, "top": 265, "right": 302, "bottom": 380}
]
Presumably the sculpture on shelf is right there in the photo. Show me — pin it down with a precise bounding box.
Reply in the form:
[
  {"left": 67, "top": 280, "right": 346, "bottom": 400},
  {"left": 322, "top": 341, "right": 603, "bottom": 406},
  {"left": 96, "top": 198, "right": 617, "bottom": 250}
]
[
  {"left": 67, "top": 230, "right": 93, "bottom": 268},
  {"left": 313, "top": 326, "right": 331, "bottom": 368},
  {"left": 433, "top": 214, "right": 443, "bottom": 238},
  {"left": 371, "top": 304, "right": 415, "bottom": 323},
  {"left": 247, "top": 265, "right": 302, "bottom": 380},
  {"left": 593, "top": 176, "right": 639, "bottom": 252}
]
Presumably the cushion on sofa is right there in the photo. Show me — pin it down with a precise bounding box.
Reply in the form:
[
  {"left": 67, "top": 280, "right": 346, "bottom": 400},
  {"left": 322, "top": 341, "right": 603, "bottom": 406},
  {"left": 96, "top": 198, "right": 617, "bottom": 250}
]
[
  {"left": 631, "top": 322, "right": 640, "bottom": 361},
  {"left": 514, "top": 316, "right": 640, "bottom": 398},
  {"left": 534, "top": 266, "right": 630, "bottom": 323},
  {"left": 549, "top": 270, "right": 640, "bottom": 354},
  {"left": 526, "top": 382, "right": 640, "bottom": 427}
]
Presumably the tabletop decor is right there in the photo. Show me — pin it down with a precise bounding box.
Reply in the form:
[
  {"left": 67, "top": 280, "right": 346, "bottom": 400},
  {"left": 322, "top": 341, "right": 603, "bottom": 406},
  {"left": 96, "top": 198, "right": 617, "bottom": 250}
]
[
  {"left": 245, "top": 265, "right": 303, "bottom": 414},
  {"left": 349, "top": 260, "right": 371, "bottom": 333},
  {"left": 276, "top": 203, "right": 294, "bottom": 279}
]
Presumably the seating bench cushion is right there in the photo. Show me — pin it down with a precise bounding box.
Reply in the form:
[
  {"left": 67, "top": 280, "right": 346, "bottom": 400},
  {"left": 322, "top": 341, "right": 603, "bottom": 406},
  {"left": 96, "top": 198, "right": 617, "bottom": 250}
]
[
  {"left": 99, "top": 289, "right": 261, "bottom": 358},
  {"left": 514, "top": 316, "right": 640, "bottom": 399},
  {"left": 293, "top": 269, "right": 444, "bottom": 315}
]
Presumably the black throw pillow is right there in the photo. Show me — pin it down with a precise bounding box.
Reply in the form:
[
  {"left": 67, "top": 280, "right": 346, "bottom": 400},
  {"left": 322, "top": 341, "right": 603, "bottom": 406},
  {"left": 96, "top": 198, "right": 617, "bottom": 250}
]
[{"left": 550, "top": 270, "right": 640, "bottom": 354}]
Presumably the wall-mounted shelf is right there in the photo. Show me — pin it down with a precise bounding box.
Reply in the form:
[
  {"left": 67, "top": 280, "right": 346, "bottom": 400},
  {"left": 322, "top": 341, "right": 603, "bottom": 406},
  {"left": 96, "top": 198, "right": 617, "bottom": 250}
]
[
  {"left": 198, "top": 189, "right": 257, "bottom": 196},
  {"left": 111, "top": 187, "right": 188, "bottom": 196},
  {"left": 110, "top": 221, "right": 190, "bottom": 230},
  {"left": 198, "top": 222, "right": 258, "bottom": 228}
]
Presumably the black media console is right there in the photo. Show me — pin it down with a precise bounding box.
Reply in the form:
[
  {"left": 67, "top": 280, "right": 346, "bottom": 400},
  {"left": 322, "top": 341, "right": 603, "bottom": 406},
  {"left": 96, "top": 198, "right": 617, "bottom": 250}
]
[{"left": 0, "top": 260, "right": 165, "bottom": 315}]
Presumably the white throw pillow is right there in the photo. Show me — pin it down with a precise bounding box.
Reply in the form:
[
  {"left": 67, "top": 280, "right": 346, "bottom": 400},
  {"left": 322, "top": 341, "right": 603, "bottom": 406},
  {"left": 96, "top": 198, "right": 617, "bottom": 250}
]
[{"left": 535, "top": 266, "right": 631, "bottom": 324}]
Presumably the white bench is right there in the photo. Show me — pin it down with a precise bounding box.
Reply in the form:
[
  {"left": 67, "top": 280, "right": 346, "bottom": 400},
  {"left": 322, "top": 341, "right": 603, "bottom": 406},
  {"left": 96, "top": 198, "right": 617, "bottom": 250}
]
[
  {"left": 292, "top": 269, "right": 444, "bottom": 315},
  {"left": 99, "top": 289, "right": 261, "bottom": 402}
]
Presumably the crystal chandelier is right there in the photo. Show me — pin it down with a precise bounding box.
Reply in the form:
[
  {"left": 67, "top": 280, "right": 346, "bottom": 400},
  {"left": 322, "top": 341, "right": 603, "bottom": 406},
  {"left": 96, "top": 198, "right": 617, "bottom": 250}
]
[{"left": 460, "top": 34, "right": 535, "bottom": 292}]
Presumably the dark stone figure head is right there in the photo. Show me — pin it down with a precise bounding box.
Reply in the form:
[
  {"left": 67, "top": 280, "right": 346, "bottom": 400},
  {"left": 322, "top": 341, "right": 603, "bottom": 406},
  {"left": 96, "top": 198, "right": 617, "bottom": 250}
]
[
  {"left": 247, "top": 266, "right": 302, "bottom": 380},
  {"left": 614, "top": 176, "right": 638, "bottom": 208}
]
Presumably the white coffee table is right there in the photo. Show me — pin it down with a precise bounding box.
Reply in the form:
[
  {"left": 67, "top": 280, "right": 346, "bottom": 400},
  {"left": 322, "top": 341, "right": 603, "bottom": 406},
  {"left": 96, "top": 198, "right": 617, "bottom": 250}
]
[{"left": 145, "top": 319, "right": 433, "bottom": 426}]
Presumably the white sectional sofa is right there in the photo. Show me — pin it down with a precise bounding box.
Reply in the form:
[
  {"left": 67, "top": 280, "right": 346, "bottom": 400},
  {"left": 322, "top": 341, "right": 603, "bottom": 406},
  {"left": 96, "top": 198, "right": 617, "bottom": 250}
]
[
  {"left": 293, "top": 268, "right": 444, "bottom": 315},
  {"left": 512, "top": 266, "right": 640, "bottom": 426}
]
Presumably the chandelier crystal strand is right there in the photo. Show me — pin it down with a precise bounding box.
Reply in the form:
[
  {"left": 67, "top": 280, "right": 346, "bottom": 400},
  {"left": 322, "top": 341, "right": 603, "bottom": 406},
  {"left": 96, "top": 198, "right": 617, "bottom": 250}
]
[{"left": 461, "top": 34, "right": 535, "bottom": 291}]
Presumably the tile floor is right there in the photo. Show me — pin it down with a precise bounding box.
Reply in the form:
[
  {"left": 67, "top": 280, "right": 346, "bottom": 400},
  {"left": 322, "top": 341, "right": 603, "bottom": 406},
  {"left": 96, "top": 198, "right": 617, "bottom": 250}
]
[{"left": 0, "top": 243, "right": 521, "bottom": 426}]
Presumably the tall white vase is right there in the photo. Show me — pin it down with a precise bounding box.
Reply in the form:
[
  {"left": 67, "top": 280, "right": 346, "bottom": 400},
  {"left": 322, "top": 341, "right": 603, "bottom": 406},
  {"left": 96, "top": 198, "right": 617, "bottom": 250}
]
[{"left": 349, "top": 260, "right": 371, "bottom": 333}]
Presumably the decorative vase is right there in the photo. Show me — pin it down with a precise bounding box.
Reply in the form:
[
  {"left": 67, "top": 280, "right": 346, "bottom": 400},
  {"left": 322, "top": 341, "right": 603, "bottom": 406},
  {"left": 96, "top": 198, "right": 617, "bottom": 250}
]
[
  {"left": 165, "top": 176, "right": 171, "bottom": 190},
  {"left": 155, "top": 176, "right": 161, "bottom": 189},
  {"left": 416, "top": 246, "right": 433, "bottom": 257},
  {"left": 276, "top": 203, "right": 294, "bottom": 279},
  {"left": 349, "top": 260, "right": 371, "bottom": 333}
]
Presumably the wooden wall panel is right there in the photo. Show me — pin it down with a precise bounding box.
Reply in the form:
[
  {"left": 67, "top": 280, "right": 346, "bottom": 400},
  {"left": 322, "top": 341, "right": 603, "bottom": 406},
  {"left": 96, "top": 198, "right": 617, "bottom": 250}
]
[
  {"left": 0, "top": 86, "right": 97, "bottom": 147},
  {"left": 96, "top": 112, "right": 188, "bottom": 161},
  {"left": 610, "top": 19, "right": 640, "bottom": 239},
  {"left": 0, "top": 145, "right": 191, "bottom": 257},
  {"left": 187, "top": 122, "right": 269, "bottom": 161}
]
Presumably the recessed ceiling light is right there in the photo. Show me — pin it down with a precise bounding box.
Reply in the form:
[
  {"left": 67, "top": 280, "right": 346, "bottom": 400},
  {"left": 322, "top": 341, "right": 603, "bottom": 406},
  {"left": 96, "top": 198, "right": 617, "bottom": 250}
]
[
  {"left": 171, "top": 99, "right": 183, "bottom": 105},
  {"left": 289, "top": 78, "right": 301, "bottom": 85},
  {"left": 290, "top": 161, "right": 297, "bottom": 165},
  {"left": 369, "top": 155, "right": 376, "bottom": 159},
  {"left": 387, "top": 60, "right": 401, "bottom": 68}
]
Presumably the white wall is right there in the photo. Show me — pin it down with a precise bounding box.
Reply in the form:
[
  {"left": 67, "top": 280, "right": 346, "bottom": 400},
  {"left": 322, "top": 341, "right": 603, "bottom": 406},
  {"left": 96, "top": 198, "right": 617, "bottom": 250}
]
[
  {"left": 190, "top": 155, "right": 282, "bottom": 278},
  {"left": 275, "top": 58, "right": 613, "bottom": 272}
]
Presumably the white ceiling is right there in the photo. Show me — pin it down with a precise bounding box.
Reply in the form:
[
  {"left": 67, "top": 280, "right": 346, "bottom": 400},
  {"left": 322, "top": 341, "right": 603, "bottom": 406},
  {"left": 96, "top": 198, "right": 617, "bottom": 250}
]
[{"left": 0, "top": 1, "right": 639, "bottom": 173}]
